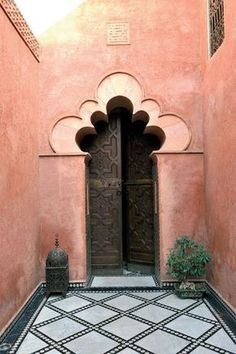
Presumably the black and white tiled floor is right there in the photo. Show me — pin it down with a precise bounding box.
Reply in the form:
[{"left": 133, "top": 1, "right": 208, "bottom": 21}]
[{"left": 7, "top": 279, "right": 236, "bottom": 354}]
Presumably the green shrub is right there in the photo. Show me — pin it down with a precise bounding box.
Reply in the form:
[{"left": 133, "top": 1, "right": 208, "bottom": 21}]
[{"left": 166, "top": 236, "right": 211, "bottom": 284}]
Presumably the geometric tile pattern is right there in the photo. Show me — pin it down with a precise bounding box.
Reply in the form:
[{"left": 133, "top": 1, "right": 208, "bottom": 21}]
[{"left": 8, "top": 289, "right": 236, "bottom": 354}]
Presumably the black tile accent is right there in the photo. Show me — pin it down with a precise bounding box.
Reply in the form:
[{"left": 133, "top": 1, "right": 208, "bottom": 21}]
[
  {"left": 0, "top": 286, "right": 46, "bottom": 354},
  {"left": 205, "top": 283, "right": 236, "bottom": 337}
]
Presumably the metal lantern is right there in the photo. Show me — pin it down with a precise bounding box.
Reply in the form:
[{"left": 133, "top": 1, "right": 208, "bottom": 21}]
[{"left": 46, "top": 236, "right": 69, "bottom": 297}]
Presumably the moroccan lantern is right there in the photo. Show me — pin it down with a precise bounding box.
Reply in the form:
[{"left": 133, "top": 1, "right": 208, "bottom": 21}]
[{"left": 46, "top": 235, "right": 69, "bottom": 297}]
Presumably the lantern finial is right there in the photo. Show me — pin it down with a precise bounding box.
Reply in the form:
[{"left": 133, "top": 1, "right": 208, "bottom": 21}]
[{"left": 55, "top": 234, "right": 59, "bottom": 248}]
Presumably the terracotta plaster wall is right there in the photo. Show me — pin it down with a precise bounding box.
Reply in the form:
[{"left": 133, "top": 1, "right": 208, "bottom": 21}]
[
  {"left": 39, "top": 155, "right": 87, "bottom": 282},
  {"left": 155, "top": 153, "right": 206, "bottom": 279},
  {"left": 203, "top": 1, "right": 236, "bottom": 310},
  {"left": 39, "top": 0, "right": 206, "bottom": 154},
  {"left": 0, "top": 9, "right": 39, "bottom": 332}
]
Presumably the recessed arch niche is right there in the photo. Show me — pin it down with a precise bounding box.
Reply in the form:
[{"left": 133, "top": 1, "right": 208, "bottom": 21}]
[{"left": 48, "top": 71, "right": 192, "bottom": 278}]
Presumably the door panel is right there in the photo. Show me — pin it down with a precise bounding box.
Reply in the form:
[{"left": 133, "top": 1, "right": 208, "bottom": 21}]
[
  {"left": 126, "top": 183, "right": 154, "bottom": 265},
  {"left": 85, "top": 117, "right": 122, "bottom": 274},
  {"left": 125, "top": 120, "right": 157, "bottom": 272}
]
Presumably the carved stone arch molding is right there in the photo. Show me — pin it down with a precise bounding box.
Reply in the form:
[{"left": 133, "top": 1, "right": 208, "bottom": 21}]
[{"left": 49, "top": 72, "right": 191, "bottom": 153}]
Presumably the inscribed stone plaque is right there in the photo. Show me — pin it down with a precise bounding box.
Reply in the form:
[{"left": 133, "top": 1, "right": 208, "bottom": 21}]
[{"left": 107, "top": 22, "right": 130, "bottom": 45}]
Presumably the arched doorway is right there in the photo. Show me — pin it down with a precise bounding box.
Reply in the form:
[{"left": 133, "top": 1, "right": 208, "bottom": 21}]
[{"left": 81, "top": 107, "right": 161, "bottom": 275}]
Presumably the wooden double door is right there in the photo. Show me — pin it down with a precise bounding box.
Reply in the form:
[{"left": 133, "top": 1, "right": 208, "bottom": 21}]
[{"left": 81, "top": 108, "right": 160, "bottom": 275}]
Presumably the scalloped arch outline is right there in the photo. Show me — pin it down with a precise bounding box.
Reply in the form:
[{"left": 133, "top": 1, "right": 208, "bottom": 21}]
[{"left": 49, "top": 72, "right": 191, "bottom": 153}]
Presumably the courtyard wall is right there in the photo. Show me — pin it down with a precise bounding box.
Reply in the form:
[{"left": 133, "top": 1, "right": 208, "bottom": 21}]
[
  {"left": 38, "top": 0, "right": 207, "bottom": 284},
  {"left": 203, "top": 0, "right": 236, "bottom": 310},
  {"left": 0, "top": 5, "right": 40, "bottom": 333}
]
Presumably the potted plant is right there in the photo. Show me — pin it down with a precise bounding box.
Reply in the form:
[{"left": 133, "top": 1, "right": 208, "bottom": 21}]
[{"left": 166, "top": 236, "right": 211, "bottom": 298}]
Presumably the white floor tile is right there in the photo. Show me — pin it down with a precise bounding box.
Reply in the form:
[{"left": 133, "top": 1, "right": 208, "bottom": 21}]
[
  {"left": 104, "top": 295, "right": 143, "bottom": 311},
  {"left": 102, "top": 316, "right": 149, "bottom": 340},
  {"left": 38, "top": 317, "right": 86, "bottom": 341},
  {"left": 74, "top": 305, "right": 117, "bottom": 324},
  {"left": 165, "top": 315, "right": 213, "bottom": 338},
  {"left": 91, "top": 276, "right": 155, "bottom": 287},
  {"left": 33, "top": 307, "right": 60, "bottom": 324},
  {"left": 136, "top": 329, "right": 190, "bottom": 354},
  {"left": 188, "top": 303, "right": 217, "bottom": 321},
  {"left": 64, "top": 330, "right": 117, "bottom": 354},
  {"left": 156, "top": 293, "right": 197, "bottom": 310},
  {"left": 52, "top": 296, "right": 91, "bottom": 312},
  {"left": 132, "top": 304, "right": 176, "bottom": 323},
  {"left": 16, "top": 333, "right": 48, "bottom": 354},
  {"left": 206, "top": 328, "right": 236, "bottom": 352}
]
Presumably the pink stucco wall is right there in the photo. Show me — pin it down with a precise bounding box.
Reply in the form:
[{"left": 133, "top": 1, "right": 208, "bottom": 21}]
[
  {"left": 203, "top": 0, "right": 236, "bottom": 310},
  {"left": 39, "top": 155, "right": 88, "bottom": 282},
  {"left": 38, "top": 0, "right": 207, "bottom": 283},
  {"left": 153, "top": 153, "right": 206, "bottom": 279},
  {"left": 39, "top": 0, "right": 205, "bottom": 154},
  {"left": 0, "top": 8, "right": 39, "bottom": 333}
]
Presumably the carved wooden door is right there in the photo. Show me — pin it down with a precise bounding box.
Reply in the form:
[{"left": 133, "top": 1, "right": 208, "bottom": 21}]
[
  {"left": 85, "top": 115, "right": 122, "bottom": 274},
  {"left": 124, "top": 120, "right": 157, "bottom": 273},
  {"left": 82, "top": 109, "right": 159, "bottom": 275}
]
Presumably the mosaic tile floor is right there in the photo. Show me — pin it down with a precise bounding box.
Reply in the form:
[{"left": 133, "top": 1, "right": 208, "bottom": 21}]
[{"left": 8, "top": 287, "right": 236, "bottom": 354}]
